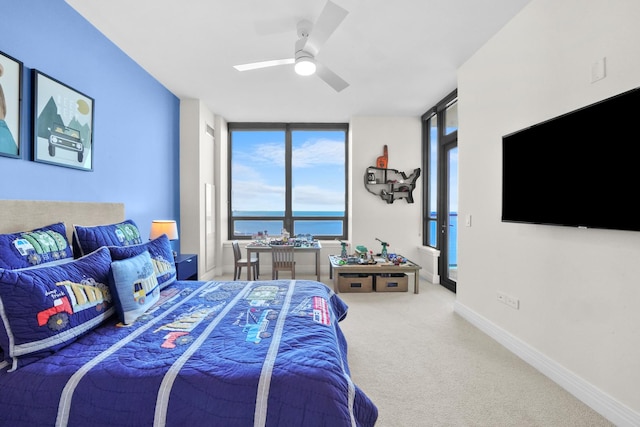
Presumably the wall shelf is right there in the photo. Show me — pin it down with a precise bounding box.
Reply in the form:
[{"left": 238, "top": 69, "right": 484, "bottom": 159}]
[{"left": 364, "top": 166, "right": 420, "bottom": 204}]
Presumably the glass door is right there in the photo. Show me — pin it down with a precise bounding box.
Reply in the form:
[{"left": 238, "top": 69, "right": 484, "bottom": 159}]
[
  {"left": 437, "top": 97, "right": 457, "bottom": 293},
  {"left": 439, "top": 143, "right": 458, "bottom": 292},
  {"left": 422, "top": 90, "right": 457, "bottom": 293}
]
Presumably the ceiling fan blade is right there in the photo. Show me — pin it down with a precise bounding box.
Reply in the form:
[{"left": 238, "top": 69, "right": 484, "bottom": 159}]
[
  {"left": 316, "top": 63, "right": 349, "bottom": 92},
  {"left": 304, "top": 0, "right": 348, "bottom": 56},
  {"left": 233, "top": 58, "right": 294, "bottom": 72}
]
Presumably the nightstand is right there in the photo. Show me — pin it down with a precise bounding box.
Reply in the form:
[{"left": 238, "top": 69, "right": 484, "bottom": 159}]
[{"left": 175, "top": 253, "right": 198, "bottom": 281}]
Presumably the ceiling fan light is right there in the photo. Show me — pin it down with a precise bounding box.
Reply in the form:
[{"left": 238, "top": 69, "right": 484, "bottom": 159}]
[{"left": 295, "top": 57, "right": 316, "bottom": 76}]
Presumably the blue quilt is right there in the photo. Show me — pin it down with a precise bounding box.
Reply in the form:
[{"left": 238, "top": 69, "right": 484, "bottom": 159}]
[{"left": 0, "top": 279, "right": 377, "bottom": 427}]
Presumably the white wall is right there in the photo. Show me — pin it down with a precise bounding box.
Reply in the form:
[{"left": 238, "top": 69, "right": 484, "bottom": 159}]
[
  {"left": 180, "top": 99, "right": 217, "bottom": 280},
  {"left": 350, "top": 117, "right": 423, "bottom": 263},
  {"left": 456, "top": 0, "right": 640, "bottom": 423}
]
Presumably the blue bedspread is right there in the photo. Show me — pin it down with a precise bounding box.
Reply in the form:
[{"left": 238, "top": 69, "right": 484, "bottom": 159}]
[{"left": 0, "top": 280, "right": 377, "bottom": 426}]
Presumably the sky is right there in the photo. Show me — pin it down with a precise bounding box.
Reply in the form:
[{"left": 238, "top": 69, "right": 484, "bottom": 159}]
[{"left": 231, "top": 129, "right": 346, "bottom": 213}]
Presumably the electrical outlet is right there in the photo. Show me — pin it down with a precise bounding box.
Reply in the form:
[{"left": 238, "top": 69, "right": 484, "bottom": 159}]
[
  {"left": 506, "top": 296, "right": 519, "bottom": 309},
  {"left": 497, "top": 291, "right": 519, "bottom": 309},
  {"left": 497, "top": 291, "right": 507, "bottom": 303}
]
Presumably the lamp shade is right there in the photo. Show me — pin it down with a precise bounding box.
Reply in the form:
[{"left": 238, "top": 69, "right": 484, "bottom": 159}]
[{"left": 149, "top": 220, "right": 179, "bottom": 240}]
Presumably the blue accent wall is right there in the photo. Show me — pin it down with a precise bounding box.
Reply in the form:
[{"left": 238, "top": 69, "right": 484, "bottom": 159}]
[{"left": 0, "top": 0, "right": 180, "bottom": 238}]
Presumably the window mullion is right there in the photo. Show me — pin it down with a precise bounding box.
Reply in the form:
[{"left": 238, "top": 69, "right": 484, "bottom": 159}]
[{"left": 285, "top": 125, "right": 293, "bottom": 233}]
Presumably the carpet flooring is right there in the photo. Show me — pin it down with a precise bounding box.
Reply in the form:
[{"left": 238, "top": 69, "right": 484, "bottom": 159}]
[{"left": 336, "top": 280, "right": 613, "bottom": 427}]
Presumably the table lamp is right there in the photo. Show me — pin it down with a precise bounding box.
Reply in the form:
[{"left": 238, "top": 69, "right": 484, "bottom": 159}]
[{"left": 150, "top": 220, "right": 179, "bottom": 259}]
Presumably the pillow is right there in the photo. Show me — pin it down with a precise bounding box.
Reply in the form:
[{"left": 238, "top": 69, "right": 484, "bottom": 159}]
[
  {"left": 0, "top": 247, "right": 114, "bottom": 371},
  {"left": 109, "top": 251, "right": 160, "bottom": 325},
  {"left": 0, "top": 222, "right": 73, "bottom": 269},
  {"left": 72, "top": 219, "right": 142, "bottom": 257},
  {"left": 108, "top": 235, "right": 177, "bottom": 290}
]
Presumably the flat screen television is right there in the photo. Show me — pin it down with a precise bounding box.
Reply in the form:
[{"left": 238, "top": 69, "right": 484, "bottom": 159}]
[{"left": 502, "top": 86, "right": 640, "bottom": 232}]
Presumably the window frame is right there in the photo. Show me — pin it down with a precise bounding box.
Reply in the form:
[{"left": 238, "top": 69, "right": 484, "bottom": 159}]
[
  {"left": 422, "top": 89, "right": 457, "bottom": 248},
  {"left": 227, "top": 122, "right": 349, "bottom": 240}
]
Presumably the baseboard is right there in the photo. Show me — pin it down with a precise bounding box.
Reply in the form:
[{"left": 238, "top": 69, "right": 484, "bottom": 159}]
[
  {"left": 453, "top": 301, "right": 640, "bottom": 427},
  {"left": 416, "top": 246, "right": 439, "bottom": 284},
  {"left": 419, "top": 270, "right": 439, "bottom": 284}
]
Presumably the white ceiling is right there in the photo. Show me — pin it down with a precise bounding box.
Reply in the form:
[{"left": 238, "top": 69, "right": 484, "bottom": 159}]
[{"left": 65, "top": 0, "right": 531, "bottom": 123}]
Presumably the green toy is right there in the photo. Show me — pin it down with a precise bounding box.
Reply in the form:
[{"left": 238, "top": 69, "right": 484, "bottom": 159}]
[
  {"left": 339, "top": 241, "right": 348, "bottom": 258},
  {"left": 375, "top": 238, "right": 389, "bottom": 259}
]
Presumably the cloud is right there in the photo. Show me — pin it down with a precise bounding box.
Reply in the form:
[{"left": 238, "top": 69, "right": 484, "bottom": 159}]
[
  {"left": 293, "top": 185, "right": 344, "bottom": 209},
  {"left": 232, "top": 179, "right": 285, "bottom": 211},
  {"left": 236, "top": 135, "right": 344, "bottom": 169},
  {"left": 253, "top": 142, "right": 284, "bottom": 166},
  {"left": 232, "top": 162, "right": 262, "bottom": 181},
  {"left": 293, "top": 138, "right": 344, "bottom": 168},
  {"left": 234, "top": 179, "right": 284, "bottom": 197}
]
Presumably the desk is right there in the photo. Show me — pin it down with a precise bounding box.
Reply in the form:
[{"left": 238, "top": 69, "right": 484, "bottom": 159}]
[
  {"left": 246, "top": 242, "right": 322, "bottom": 282},
  {"left": 328, "top": 255, "right": 422, "bottom": 294}
]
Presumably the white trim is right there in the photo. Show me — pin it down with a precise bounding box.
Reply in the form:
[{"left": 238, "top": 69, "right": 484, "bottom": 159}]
[
  {"left": 416, "top": 246, "right": 440, "bottom": 284},
  {"left": 453, "top": 301, "right": 640, "bottom": 427}
]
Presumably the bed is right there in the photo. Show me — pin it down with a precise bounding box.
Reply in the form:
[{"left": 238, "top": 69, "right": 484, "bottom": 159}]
[{"left": 0, "top": 200, "right": 377, "bottom": 427}]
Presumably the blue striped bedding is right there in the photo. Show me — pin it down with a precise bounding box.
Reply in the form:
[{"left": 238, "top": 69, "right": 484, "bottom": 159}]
[{"left": 0, "top": 279, "right": 377, "bottom": 426}]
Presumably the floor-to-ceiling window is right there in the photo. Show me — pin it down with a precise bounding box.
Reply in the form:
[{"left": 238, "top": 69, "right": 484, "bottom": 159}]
[
  {"left": 422, "top": 90, "right": 458, "bottom": 292},
  {"left": 228, "top": 123, "right": 348, "bottom": 240}
]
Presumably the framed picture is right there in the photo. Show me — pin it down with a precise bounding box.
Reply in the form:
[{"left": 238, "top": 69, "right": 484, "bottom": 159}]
[
  {"left": 32, "top": 70, "right": 94, "bottom": 171},
  {"left": 0, "top": 51, "right": 23, "bottom": 159}
]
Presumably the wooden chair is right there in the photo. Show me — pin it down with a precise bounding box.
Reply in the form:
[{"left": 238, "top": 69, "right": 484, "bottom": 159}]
[
  {"left": 232, "top": 241, "right": 259, "bottom": 280},
  {"left": 270, "top": 245, "right": 295, "bottom": 280}
]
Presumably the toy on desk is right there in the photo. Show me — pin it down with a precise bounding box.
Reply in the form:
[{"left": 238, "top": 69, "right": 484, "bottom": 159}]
[
  {"left": 387, "top": 253, "right": 407, "bottom": 265},
  {"left": 281, "top": 228, "right": 290, "bottom": 242},
  {"left": 355, "top": 245, "right": 368, "bottom": 259},
  {"left": 375, "top": 238, "right": 389, "bottom": 259},
  {"left": 339, "top": 241, "right": 348, "bottom": 258}
]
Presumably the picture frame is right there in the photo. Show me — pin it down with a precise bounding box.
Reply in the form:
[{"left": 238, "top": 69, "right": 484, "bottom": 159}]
[
  {"left": 0, "top": 50, "right": 23, "bottom": 159},
  {"left": 32, "top": 70, "right": 94, "bottom": 171}
]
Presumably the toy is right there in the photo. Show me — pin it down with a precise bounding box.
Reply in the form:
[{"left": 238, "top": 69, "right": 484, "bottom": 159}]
[
  {"left": 339, "top": 241, "right": 348, "bottom": 258},
  {"left": 375, "top": 238, "right": 389, "bottom": 259},
  {"left": 376, "top": 145, "right": 388, "bottom": 169},
  {"left": 355, "top": 245, "right": 368, "bottom": 259}
]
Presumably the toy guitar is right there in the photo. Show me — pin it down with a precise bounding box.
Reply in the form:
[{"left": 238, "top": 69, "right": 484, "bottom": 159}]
[{"left": 376, "top": 145, "right": 388, "bottom": 169}]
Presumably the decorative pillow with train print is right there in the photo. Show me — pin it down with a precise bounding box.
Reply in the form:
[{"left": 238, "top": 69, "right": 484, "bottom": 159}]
[
  {"left": 108, "top": 235, "right": 177, "bottom": 290},
  {"left": 72, "top": 219, "right": 142, "bottom": 257},
  {"left": 109, "top": 250, "right": 160, "bottom": 325},
  {"left": 0, "top": 222, "right": 73, "bottom": 269}
]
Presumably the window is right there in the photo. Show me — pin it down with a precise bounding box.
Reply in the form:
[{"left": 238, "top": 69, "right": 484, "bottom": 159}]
[
  {"left": 423, "top": 113, "right": 439, "bottom": 248},
  {"left": 422, "top": 90, "right": 457, "bottom": 249},
  {"left": 228, "top": 123, "right": 348, "bottom": 240}
]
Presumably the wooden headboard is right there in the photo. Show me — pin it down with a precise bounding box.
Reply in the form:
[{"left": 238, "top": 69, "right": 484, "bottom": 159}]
[{"left": 0, "top": 200, "right": 125, "bottom": 242}]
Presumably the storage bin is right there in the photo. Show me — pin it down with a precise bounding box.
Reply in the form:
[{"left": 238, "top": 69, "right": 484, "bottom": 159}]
[
  {"left": 338, "top": 273, "right": 373, "bottom": 292},
  {"left": 375, "top": 274, "right": 408, "bottom": 292}
]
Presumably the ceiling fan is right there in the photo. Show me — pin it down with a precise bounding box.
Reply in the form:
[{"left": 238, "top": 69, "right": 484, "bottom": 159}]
[{"left": 233, "top": 0, "right": 350, "bottom": 92}]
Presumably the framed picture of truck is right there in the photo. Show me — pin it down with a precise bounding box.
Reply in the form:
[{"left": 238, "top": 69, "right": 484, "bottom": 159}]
[
  {"left": 0, "top": 50, "right": 22, "bottom": 159},
  {"left": 32, "top": 70, "right": 94, "bottom": 171}
]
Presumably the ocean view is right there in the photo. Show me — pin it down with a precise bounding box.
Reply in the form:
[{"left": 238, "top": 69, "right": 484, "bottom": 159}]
[
  {"left": 233, "top": 211, "right": 344, "bottom": 237},
  {"left": 234, "top": 211, "right": 458, "bottom": 266}
]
